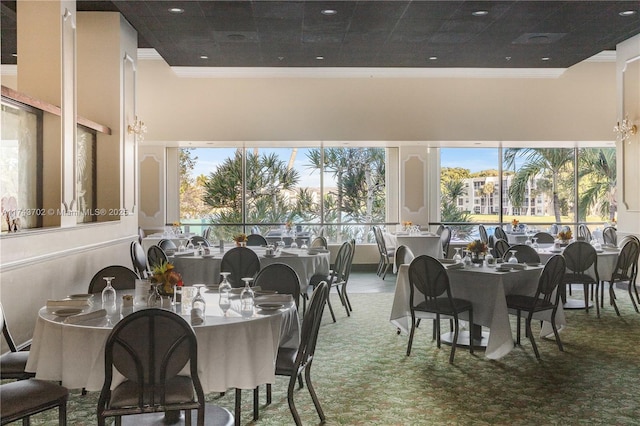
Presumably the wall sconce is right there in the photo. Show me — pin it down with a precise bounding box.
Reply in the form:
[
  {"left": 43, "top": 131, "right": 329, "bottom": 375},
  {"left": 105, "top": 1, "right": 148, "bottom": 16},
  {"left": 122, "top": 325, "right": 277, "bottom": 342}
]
[
  {"left": 127, "top": 115, "right": 147, "bottom": 141},
  {"left": 613, "top": 115, "right": 637, "bottom": 144}
]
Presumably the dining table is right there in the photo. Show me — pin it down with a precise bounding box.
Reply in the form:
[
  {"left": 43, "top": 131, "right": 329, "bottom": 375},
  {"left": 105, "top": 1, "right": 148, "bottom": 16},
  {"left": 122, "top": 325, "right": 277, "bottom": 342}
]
[
  {"left": 141, "top": 232, "right": 195, "bottom": 252},
  {"left": 170, "top": 246, "right": 330, "bottom": 292},
  {"left": 25, "top": 289, "right": 300, "bottom": 395},
  {"left": 390, "top": 261, "right": 566, "bottom": 360}
]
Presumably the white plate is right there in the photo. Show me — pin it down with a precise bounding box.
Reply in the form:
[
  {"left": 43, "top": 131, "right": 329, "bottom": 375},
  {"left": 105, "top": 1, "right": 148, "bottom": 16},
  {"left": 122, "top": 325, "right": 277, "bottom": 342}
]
[
  {"left": 256, "top": 303, "right": 284, "bottom": 311},
  {"left": 263, "top": 253, "right": 277, "bottom": 258},
  {"left": 52, "top": 308, "right": 83, "bottom": 317}
]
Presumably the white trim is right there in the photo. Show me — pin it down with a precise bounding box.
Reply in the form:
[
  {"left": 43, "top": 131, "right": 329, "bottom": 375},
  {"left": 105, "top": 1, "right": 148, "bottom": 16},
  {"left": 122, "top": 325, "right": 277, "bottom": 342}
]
[
  {"left": 0, "top": 235, "right": 134, "bottom": 272},
  {"left": 137, "top": 48, "right": 163, "bottom": 60},
  {"left": 584, "top": 50, "right": 617, "bottom": 62},
  {"left": 170, "top": 66, "right": 567, "bottom": 79},
  {"left": 1, "top": 64, "right": 17, "bottom": 76}
]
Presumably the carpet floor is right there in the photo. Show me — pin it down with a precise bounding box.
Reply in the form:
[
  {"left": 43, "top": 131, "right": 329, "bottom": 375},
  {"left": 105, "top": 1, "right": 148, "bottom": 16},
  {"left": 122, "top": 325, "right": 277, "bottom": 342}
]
[{"left": 7, "top": 282, "right": 640, "bottom": 425}]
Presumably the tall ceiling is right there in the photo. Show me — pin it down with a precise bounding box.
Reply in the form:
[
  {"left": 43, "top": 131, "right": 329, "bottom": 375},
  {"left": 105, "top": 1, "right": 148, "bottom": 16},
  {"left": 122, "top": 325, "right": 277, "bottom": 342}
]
[{"left": 2, "top": 1, "right": 640, "bottom": 68}]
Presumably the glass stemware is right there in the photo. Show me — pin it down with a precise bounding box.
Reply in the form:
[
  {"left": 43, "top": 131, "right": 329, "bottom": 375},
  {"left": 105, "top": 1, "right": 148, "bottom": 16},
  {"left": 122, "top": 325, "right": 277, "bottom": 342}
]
[
  {"left": 485, "top": 252, "right": 495, "bottom": 267},
  {"left": 300, "top": 238, "right": 308, "bottom": 250},
  {"left": 462, "top": 250, "right": 472, "bottom": 266},
  {"left": 192, "top": 284, "right": 206, "bottom": 316},
  {"left": 178, "top": 239, "right": 187, "bottom": 252},
  {"left": 186, "top": 239, "right": 195, "bottom": 251},
  {"left": 218, "top": 272, "right": 232, "bottom": 315},
  {"left": 102, "top": 276, "right": 117, "bottom": 315},
  {"left": 508, "top": 250, "right": 519, "bottom": 264},
  {"left": 453, "top": 247, "right": 462, "bottom": 263},
  {"left": 532, "top": 237, "right": 539, "bottom": 250},
  {"left": 196, "top": 241, "right": 204, "bottom": 256},
  {"left": 240, "top": 277, "right": 255, "bottom": 318},
  {"left": 148, "top": 283, "right": 164, "bottom": 308}
]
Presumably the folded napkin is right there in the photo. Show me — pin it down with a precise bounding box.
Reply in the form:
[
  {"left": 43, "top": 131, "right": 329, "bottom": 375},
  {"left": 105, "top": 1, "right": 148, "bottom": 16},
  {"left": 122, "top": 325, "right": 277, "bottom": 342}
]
[
  {"left": 63, "top": 309, "right": 106, "bottom": 324},
  {"left": 173, "top": 251, "right": 195, "bottom": 257},
  {"left": 278, "top": 251, "right": 298, "bottom": 257},
  {"left": 190, "top": 308, "right": 205, "bottom": 325},
  {"left": 255, "top": 294, "right": 293, "bottom": 304},
  {"left": 445, "top": 263, "right": 465, "bottom": 270},
  {"left": 307, "top": 248, "right": 329, "bottom": 254},
  {"left": 46, "top": 299, "right": 90, "bottom": 308}
]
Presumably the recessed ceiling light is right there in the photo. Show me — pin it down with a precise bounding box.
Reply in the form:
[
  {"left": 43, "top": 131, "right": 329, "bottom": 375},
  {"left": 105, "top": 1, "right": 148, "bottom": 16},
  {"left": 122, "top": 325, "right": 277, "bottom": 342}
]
[
  {"left": 168, "top": 7, "right": 184, "bottom": 14},
  {"left": 200, "top": 55, "right": 208, "bottom": 59},
  {"left": 472, "top": 10, "right": 489, "bottom": 16},
  {"left": 321, "top": 9, "right": 337, "bottom": 16},
  {"left": 619, "top": 10, "right": 637, "bottom": 16},
  {"left": 541, "top": 57, "right": 551, "bottom": 61},
  {"left": 316, "top": 56, "right": 324, "bottom": 60},
  {"left": 428, "top": 56, "right": 438, "bottom": 60},
  {"left": 11, "top": 53, "right": 17, "bottom": 57}
]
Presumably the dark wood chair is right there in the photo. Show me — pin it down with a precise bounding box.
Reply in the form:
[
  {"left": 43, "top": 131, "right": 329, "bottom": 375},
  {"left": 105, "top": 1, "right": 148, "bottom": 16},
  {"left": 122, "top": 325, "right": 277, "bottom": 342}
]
[
  {"left": 506, "top": 254, "right": 566, "bottom": 359},
  {"left": 439, "top": 226, "right": 452, "bottom": 258},
  {"left": 1, "top": 379, "right": 68, "bottom": 425},
  {"left": 492, "top": 238, "right": 510, "bottom": 260},
  {"left": 88, "top": 265, "right": 139, "bottom": 294},
  {"left": 478, "top": 224, "right": 489, "bottom": 245},
  {"left": 1, "top": 303, "right": 34, "bottom": 381},
  {"left": 254, "top": 263, "right": 301, "bottom": 308},
  {"left": 602, "top": 238, "right": 640, "bottom": 315},
  {"left": 406, "top": 255, "right": 474, "bottom": 364},
  {"left": 265, "top": 282, "right": 329, "bottom": 426},
  {"left": 562, "top": 241, "right": 600, "bottom": 317},
  {"left": 602, "top": 226, "right": 617, "bottom": 246},
  {"left": 159, "top": 238, "right": 178, "bottom": 253},
  {"left": 147, "top": 245, "right": 169, "bottom": 270},
  {"left": 372, "top": 226, "right": 394, "bottom": 279},
  {"left": 507, "top": 244, "right": 541, "bottom": 264},
  {"left": 309, "top": 241, "right": 352, "bottom": 322},
  {"left": 130, "top": 240, "right": 149, "bottom": 279},
  {"left": 494, "top": 226, "right": 508, "bottom": 242},
  {"left": 533, "top": 231, "right": 555, "bottom": 244},
  {"left": 97, "top": 308, "right": 232, "bottom": 426},
  {"left": 220, "top": 247, "right": 260, "bottom": 288},
  {"left": 247, "top": 233, "right": 268, "bottom": 247}
]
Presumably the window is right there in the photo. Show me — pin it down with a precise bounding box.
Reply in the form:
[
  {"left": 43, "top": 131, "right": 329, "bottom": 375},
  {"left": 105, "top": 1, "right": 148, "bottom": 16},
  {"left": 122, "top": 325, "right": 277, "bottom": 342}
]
[
  {"left": 440, "top": 146, "right": 615, "bottom": 241},
  {"left": 180, "top": 146, "right": 393, "bottom": 244},
  {"left": 1, "top": 99, "right": 42, "bottom": 232}
]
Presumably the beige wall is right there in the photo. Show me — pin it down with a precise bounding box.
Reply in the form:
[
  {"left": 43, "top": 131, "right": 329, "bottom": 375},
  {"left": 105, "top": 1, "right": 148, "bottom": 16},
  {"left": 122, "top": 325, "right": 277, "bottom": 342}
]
[
  {"left": 616, "top": 34, "right": 640, "bottom": 237},
  {"left": 137, "top": 59, "right": 616, "bottom": 143},
  {"left": 0, "top": 9, "right": 138, "bottom": 347}
]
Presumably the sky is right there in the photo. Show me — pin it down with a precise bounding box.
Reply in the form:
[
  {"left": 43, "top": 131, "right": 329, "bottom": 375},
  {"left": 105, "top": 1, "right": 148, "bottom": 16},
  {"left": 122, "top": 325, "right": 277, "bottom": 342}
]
[{"left": 189, "top": 147, "right": 515, "bottom": 180}]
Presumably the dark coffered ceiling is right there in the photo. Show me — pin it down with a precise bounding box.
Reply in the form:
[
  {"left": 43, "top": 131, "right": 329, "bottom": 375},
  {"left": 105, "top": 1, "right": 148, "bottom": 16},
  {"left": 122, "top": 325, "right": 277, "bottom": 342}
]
[{"left": 2, "top": 1, "right": 640, "bottom": 68}]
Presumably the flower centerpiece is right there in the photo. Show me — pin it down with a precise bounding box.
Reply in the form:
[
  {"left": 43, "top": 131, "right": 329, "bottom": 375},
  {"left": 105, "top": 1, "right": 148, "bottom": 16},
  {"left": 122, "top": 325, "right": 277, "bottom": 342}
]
[
  {"left": 150, "top": 261, "right": 183, "bottom": 296},
  {"left": 557, "top": 229, "right": 573, "bottom": 245},
  {"left": 285, "top": 220, "right": 293, "bottom": 232},
  {"left": 233, "top": 233, "right": 248, "bottom": 247},
  {"left": 466, "top": 239, "right": 488, "bottom": 264}
]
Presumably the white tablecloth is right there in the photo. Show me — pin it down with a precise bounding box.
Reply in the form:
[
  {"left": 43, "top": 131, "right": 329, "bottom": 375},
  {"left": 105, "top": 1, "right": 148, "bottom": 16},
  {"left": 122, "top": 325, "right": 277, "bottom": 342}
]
[
  {"left": 25, "top": 291, "right": 300, "bottom": 393},
  {"left": 387, "top": 233, "right": 442, "bottom": 258},
  {"left": 142, "top": 233, "right": 195, "bottom": 251},
  {"left": 171, "top": 247, "right": 330, "bottom": 292},
  {"left": 390, "top": 263, "right": 566, "bottom": 360},
  {"left": 538, "top": 247, "right": 619, "bottom": 281}
]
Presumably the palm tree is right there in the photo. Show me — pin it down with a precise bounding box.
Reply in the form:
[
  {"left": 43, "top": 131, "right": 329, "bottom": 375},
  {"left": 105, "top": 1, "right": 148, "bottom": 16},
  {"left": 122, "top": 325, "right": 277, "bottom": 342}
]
[
  {"left": 504, "top": 148, "right": 573, "bottom": 223},
  {"left": 578, "top": 148, "right": 616, "bottom": 220}
]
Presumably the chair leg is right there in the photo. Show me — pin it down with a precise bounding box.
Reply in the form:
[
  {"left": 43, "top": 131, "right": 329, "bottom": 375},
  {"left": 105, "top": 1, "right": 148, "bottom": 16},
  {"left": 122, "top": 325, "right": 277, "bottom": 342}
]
[
  {"left": 516, "top": 310, "right": 522, "bottom": 345},
  {"left": 551, "top": 310, "right": 564, "bottom": 352},
  {"left": 185, "top": 408, "right": 192, "bottom": 426},
  {"left": 235, "top": 389, "right": 241, "bottom": 426},
  {"left": 602, "top": 281, "right": 620, "bottom": 316},
  {"left": 60, "top": 397, "right": 68, "bottom": 426},
  {"left": 22, "top": 418, "right": 30, "bottom": 426},
  {"left": 628, "top": 280, "right": 640, "bottom": 313},
  {"left": 343, "top": 287, "right": 353, "bottom": 312},
  {"left": 326, "top": 295, "right": 337, "bottom": 322},
  {"left": 449, "top": 318, "right": 458, "bottom": 364},
  {"left": 435, "top": 316, "right": 441, "bottom": 348},
  {"left": 266, "top": 383, "right": 272, "bottom": 405},
  {"left": 287, "top": 376, "right": 303, "bottom": 426},
  {"left": 468, "top": 310, "right": 474, "bottom": 355},
  {"left": 406, "top": 316, "right": 416, "bottom": 356},
  {"left": 337, "top": 285, "right": 350, "bottom": 317},
  {"left": 381, "top": 262, "right": 390, "bottom": 280},
  {"left": 526, "top": 317, "right": 540, "bottom": 359},
  {"left": 253, "top": 387, "right": 259, "bottom": 421},
  {"left": 304, "top": 364, "right": 326, "bottom": 423}
]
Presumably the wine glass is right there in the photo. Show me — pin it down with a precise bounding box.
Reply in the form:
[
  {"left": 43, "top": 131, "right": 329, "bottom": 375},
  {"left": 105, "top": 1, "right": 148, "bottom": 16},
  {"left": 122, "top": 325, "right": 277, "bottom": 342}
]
[
  {"left": 102, "top": 276, "right": 117, "bottom": 315},
  {"left": 178, "top": 239, "right": 187, "bottom": 252},
  {"left": 148, "top": 283, "right": 164, "bottom": 308},
  {"left": 218, "top": 272, "right": 232, "bottom": 314},
  {"left": 192, "top": 284, "right": 206, "bottom": 315},
  {"left": 186, "top": 239, "right": 195, "bottom": 251},
  {"left": 300, "top": 238, "right": 308, "bottom": 250},
  {"left": 196, "top": 241, "right": 204, "bottom": 256},
  {"left": 290, "top": 234, "right": 298, "bottom": 249},
  {"left": 462, "top": 250, "right": 472, "bottom": 266},
  {"left": 532, "top": 237, "right": 539, "bottom": 250},
  {"left": 453, "top": 247, "right": 462, "bottom": 263},
  {"left": 240, "top": 277, "right": 254, "bottom": 318},
  {"left": 508, "top": 250, "right": 519, "bottom": 264}
]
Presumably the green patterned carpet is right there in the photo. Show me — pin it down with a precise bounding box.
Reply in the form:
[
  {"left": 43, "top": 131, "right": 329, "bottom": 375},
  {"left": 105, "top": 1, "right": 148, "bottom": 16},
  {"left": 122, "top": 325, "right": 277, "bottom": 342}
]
[{"left": 9, "top": 286, "right": 640, "bottom": 425}]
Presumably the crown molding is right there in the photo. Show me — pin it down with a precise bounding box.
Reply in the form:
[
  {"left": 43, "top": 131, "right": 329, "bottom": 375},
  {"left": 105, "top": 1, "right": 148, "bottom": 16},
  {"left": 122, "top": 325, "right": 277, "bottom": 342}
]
[{"left": 584, "top": 50, "right": 617, "bottom": 62}]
